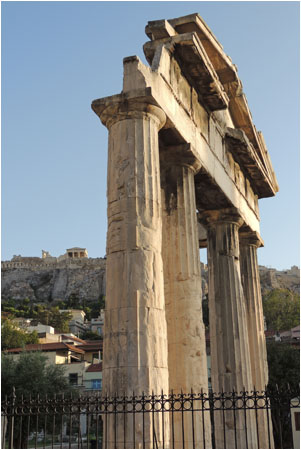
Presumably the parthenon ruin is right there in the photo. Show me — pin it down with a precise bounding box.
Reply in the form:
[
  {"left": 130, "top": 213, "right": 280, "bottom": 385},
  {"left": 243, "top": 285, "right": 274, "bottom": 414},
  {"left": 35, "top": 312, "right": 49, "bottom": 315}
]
[{"left": 92, "top": 13, "right": 278, "bottom": 449}]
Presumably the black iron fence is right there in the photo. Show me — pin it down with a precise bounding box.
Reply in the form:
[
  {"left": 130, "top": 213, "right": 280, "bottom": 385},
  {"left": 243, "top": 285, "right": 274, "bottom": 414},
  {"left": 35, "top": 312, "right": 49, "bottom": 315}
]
[{"left": 1, "top": 387, "right": 299, "bottom": 449}]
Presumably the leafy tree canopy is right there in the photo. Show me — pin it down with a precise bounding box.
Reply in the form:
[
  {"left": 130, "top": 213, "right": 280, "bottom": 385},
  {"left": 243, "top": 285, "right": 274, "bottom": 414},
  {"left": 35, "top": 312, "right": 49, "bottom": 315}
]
[
  {"left": 34, "top": 305, "right": 72, "bottom": 332},
  {"left": 267, "top": 341, "right": 300, "bottom": 388},
  {"left": 63, "top": 294, "right": 105, "bottom": 320},
  {"left": 2, "top": 301, "right": 72, "bottom": 333},
  {"left": 2, "top": 351, "right": 73, "bottom": 398},
  {"left": 262, "top": 288, "right": 300, "bottom": 332},
  {"left": 2, "top": 295, "right": 106, "bottom": 324},
  {"left": 80, "top": 330, "right": 102, "bottom": 340},
  {"left": 1, "top": 318, "right": 39, "bottom": 351}
]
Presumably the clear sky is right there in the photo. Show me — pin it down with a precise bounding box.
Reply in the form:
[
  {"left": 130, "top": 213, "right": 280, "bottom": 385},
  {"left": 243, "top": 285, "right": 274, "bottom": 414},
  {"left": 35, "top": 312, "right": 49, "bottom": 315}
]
[{"left": 1, "top": 1, "right": 300, "bottom": 270}]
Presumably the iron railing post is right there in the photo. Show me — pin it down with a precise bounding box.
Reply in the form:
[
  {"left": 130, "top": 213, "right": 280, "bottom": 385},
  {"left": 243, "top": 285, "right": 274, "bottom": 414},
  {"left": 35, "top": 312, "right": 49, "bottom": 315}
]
[{"left": 8, "top": 387, "right": 16, "bottom": 449}]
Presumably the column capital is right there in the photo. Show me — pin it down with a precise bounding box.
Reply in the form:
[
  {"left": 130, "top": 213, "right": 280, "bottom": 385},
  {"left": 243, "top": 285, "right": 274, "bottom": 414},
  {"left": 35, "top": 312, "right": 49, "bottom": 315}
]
[
  {"left": 239, "top": 230, "right": 264, "bottom": 248},
  {"left": 160, "top": 144, "right": 201, "bottom": 174},
  {"left": 198, "top": 207, "right": 244, "bottom": 228},
  {"left": 92, "top": 90, "right": 166, "bottom": 129}
]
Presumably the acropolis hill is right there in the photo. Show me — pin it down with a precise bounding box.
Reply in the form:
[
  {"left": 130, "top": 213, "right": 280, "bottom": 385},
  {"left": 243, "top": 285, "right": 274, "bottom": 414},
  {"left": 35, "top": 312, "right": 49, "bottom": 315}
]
[
  {"left": 1, "top": 248, "right": 299, "bottom": 304},
  {"left": 1, "top": 248, "right": 106, "bottom": 304}
]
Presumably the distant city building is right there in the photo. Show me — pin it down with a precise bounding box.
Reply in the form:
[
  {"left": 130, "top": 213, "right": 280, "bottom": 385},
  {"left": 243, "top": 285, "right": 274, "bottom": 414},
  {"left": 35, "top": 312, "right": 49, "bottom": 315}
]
[
  {"left": 89, "top": 310, "right": 105, "bottom": 337},
  {"left": 59, "top": 309, "right": 88, "bottom": 336}
]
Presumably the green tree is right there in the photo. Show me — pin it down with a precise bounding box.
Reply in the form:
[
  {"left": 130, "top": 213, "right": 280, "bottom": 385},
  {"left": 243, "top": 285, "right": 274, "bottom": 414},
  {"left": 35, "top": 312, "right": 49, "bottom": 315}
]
[
  {"left": 2, "top": 298, "right": 33, "bottom": 318},
  {"left": 2, "top": 351, "right": 72, "bottom": 397},
  {"left": 34, "top": 305, "right": 72, "bottom": 332},
  {"left": 1, "top": 318, "right": 39, "bottom": 350},
  {"left": 2, "top": 352, "right": 74, "bottom": 448},
  {"left": 36, "top": 306, "right": 51, "bottom": 325},
  {"left": 88, "top": 296, "right": 105, "bottom": 319},
  {"left": 266, "top": 342, "right": 300, "bottom": 449},
  {"left": 267, "top": 341, "right": 300, "bottom": 388},
  {"left": 80, "top": 330, "right": 102, "bottom": 340},
  {"left": 47, "top": 307, "right": 72, "bottom": 332},
  {"left": 262, "top": 288, "right": 300, "bottom": 332}
]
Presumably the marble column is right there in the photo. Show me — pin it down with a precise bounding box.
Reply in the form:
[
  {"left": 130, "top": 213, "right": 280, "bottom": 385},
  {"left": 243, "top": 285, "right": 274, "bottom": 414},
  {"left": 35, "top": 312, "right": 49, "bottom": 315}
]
[
  {"left": 200, "top": 208, "right": 257, "bottom": 449},
  {"left": 92, "top": 98, "right": 169, "bottom": 448},
  {"left": 160, "top": 145, "right": 211, "bottom": 448},
  {"left": 240, "top": 231, "right": 274, "bottom": 448}
]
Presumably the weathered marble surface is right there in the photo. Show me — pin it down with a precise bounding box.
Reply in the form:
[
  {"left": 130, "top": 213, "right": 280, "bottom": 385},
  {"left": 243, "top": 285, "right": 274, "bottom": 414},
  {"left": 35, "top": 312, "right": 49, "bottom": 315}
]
[
  {"left": 200, "top": 208, "right": 257, "bottom": 449},
  {"left": 93, "top": 99, "right": 169, "bottom": 447},
  {"left": 161, "top": 151, "right": 211, "bottom": 448},
  {"left": 240, "top": 231, "right": 274, "bottom": 448}
]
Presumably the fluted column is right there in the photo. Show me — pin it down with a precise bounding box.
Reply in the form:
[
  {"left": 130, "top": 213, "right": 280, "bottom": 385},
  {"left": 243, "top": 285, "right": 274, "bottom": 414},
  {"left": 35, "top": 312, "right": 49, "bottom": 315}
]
[
  {"left": 92, "top": 98, "right": 169, "bottom": 448},
  {"left": 160, "top": 145, "right": 211, "bottom": 448},
  {"left": 200, "top": 208, "right": 257, "bottom": 449},
  {"left": 240, "top": 231, "right": 274, "bottom": 448}
]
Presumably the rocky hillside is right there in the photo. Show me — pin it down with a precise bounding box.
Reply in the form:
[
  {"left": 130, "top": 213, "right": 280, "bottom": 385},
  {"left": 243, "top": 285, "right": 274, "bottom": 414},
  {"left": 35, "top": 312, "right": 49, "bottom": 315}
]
[
  {"left": 258, "top": 265, "right": 300, "bottom": 293},
  {"left": 1, "top": 256, "right": 106, "bottom": 304},
  {"left": 1, "top": 255, "right": 299, "bottom": 305}
]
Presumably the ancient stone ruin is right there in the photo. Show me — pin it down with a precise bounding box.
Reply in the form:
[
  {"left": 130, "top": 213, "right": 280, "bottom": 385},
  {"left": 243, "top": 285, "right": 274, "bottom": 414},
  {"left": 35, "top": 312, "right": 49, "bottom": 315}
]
[
  {"left": 1, "top": 249, "right": 106, "bottom": 304},
  {"left": 92, "top": 13, "right": 278, "bottom": 449}
]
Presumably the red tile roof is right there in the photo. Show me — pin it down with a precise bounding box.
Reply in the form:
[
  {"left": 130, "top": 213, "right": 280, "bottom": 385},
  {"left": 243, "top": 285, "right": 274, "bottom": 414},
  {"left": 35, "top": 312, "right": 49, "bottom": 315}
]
[
  {"left": 61, "top": 335, "right": 87, "bottom": 344},
  {"left": 86, "top": 363, "right": 102, "bottom": 372},
  {"left": 5, "top": 342, "right": 84, "bottom": 354},
  {"left": 64, "top": 344, "right": 85, "bottom": 354},
  {"left": 78, "top": 342, "right": 102, "bottom": 351}
]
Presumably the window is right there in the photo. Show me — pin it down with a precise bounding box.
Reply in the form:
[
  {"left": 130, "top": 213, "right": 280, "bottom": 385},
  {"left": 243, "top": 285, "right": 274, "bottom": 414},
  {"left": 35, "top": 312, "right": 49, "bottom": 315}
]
[
  {"left": 69, "top": 373, "right": 78, "bottom": 385},
  {"left": 295, "top": 412, "right": 300, "bottom": 431},
  {"left": 92, "top": 379, "right": 102, "bottom": 390},
  {"left": 97, "top": 327, "right": 102, "bottom": 335}
]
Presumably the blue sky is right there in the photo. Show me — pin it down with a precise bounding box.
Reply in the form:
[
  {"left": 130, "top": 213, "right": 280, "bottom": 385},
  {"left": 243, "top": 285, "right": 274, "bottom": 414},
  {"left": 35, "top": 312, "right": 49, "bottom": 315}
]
[{"left": 1, "top": 1, "right": 300, "bottom": 270}]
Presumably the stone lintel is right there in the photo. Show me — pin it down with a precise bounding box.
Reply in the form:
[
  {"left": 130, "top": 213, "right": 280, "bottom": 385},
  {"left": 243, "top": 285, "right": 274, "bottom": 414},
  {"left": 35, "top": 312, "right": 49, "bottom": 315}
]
[
  {"left": 199, "top": 207, "right": 244, "bottom": 229},
  {"left": 91, "top": 87, "right": 166, "bottom": 130},
  {"left": 145, "top": 19, "right": 177, "bottom": 40},
  {"left": 160, "top": 143, "right": 201, "bottom": 173},
  {"left": 225, "top": 127, "right": 277, "bottom": 198},
  {"left": 160, "top": 14, "right": 233, "bottom": 78},
  {"left": 143, "top": 32, "right": 229, "bottom": 111},
  {"left": 239, "top": 230, "right": 264, "bottom": 248}
]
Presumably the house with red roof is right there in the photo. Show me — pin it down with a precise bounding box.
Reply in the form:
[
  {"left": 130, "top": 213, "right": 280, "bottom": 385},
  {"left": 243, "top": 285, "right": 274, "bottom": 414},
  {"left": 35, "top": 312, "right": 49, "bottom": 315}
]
[{"left": 4, "top": 339, "right": 103, "bottom": 393}]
